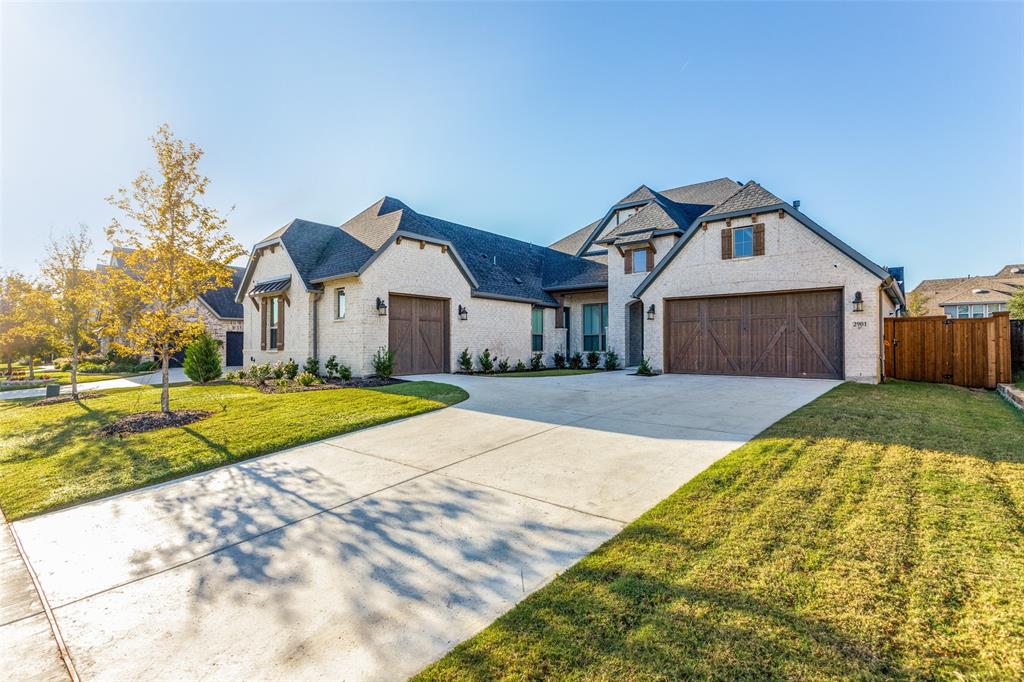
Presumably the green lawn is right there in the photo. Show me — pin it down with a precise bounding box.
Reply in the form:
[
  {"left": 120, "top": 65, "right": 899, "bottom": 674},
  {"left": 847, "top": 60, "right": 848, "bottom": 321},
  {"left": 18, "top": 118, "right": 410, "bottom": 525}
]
[
  {"left": 490, "top": 369, "right": 599, "bottom": 378},
  {"left": 0, "top": 381, "right": 467, "bottom": 520},
  {"left": 416, "top": 381, "right": 1024, "bottom": 681}
]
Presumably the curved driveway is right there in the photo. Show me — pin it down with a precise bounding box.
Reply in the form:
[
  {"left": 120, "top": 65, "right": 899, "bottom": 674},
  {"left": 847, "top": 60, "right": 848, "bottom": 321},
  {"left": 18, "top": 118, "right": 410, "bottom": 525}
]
[{"left": 7, "top": 371, "right": 838, "bottom": 681}]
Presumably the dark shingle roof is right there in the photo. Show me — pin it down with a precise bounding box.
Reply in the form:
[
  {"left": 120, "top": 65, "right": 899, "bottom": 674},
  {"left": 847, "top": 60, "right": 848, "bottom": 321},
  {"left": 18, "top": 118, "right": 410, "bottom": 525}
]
[
  {"left": 702, "top": 181, "right": 783, "bottom": 217},
  {"left": 659, "top": 177, "right": 742, "bottom": 205},
  {"left": 198, "top": 266, "right": 246, "bottom": 318},
  {"left": 254, "top": 198, "right": 607, "bottom": 305}
]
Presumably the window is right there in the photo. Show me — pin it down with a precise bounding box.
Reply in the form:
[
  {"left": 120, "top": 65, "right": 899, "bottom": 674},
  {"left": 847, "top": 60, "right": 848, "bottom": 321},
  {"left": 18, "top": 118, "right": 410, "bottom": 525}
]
[
  {"left": 631, "top": 248, "right": 648, "bottom": 273},
  {"left": 583, "top": 303, "right": 608, "bottom": 351},
  {"left": 733, "top": 227, "right": 754, "bottom": 258},
  {"left": 335, "top": 287, "right": 346, "bottom": 319},
  {"left": 268, "top": 297, "right": 280, "bottom": 349},
  {"left": 531, "top": 308, "right": 544, "bottom": 352},
  {"left": 971, "top": 304, "right": 986, "bottom": 318}
]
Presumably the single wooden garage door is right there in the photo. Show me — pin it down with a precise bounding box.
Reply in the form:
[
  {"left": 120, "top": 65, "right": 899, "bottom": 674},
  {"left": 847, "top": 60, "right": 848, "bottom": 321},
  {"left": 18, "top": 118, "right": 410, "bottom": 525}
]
[
  {"left": 664, "top": 290, "right": 843, "bottom": 379},
  {"left": 388, "top": 294, "right": 450, "bottom": 375}
]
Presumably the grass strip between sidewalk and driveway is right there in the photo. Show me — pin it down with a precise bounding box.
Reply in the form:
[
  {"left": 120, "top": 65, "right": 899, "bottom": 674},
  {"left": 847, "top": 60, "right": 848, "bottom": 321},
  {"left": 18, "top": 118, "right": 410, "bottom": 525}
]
[
  {"left": 415, "top": 380, "right": 1024, "bottom": 681},
  {"left": 0, "top": 381, "right": 467, "bottom": 520}
]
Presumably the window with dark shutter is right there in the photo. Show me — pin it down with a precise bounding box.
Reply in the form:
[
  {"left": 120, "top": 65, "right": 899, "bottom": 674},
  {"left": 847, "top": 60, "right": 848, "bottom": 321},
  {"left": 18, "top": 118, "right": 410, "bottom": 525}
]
[
  {"left": 721, "top": 229, "right": 733, "bottom": 259},
  {"left": 276, "top": 296, "right": 285, "bottom": 350},
  {"left": 260, "top": 300, "right": 267, "bottom": 350},
  {"left": 753, "top": 223, "right": 765, "bottom": 256}
]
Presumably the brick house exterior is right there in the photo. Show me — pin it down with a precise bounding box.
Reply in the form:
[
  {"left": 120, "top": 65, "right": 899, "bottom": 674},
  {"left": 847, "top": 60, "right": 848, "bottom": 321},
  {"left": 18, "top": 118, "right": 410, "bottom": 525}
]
[{"left": 237, "top": 179, "right": 904, "bottom": 382}]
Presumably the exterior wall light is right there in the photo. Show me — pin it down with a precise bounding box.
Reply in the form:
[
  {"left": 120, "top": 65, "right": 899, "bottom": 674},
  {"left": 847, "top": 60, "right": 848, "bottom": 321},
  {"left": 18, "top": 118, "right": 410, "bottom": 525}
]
[
  {"left": 376, "top": 297, "right": 388, "bottom": 316},
  {"left": 647, "top": 304, "right": 656, "bottom": 320},
  {"left": 458, "top": 304, "right": 468, "bottom": 321},
  {"left": 852, "top": 291, "right": 864, "bottom": 313}
]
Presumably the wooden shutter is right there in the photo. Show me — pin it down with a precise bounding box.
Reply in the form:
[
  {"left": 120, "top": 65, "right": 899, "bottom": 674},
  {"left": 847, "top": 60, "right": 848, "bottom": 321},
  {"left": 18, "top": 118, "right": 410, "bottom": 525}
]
[
  {"left": 260, "top": 299, "right": 267, "bottom": 350},
  {"left": 644, "top": 247, "right": 653, "bottom": 272},
  {"left": 721, "top": 229, "right": 733, "bottom": 260},
  {"left": 624, "top": 250, "right": 633, "bottom": 274},
  {"left": 753, "top": 223, "right": 765, "bottom": 256},
  {"left": 276, "top": 297, "right": 285, "bottom": 350}
]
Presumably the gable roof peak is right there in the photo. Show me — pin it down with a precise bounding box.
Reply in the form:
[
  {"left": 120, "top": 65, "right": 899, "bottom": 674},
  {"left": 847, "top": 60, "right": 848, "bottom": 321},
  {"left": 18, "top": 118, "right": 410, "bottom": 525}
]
[{"left": 702, "top": 180, "right": 784, "bottom": 217}]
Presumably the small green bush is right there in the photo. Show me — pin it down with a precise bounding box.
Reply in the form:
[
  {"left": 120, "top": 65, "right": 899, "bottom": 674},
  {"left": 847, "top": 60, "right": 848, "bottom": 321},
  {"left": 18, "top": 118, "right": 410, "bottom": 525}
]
[
  {"left": 603, "top": 347, "right": 620, "bottom": 371},
  {"left": 497, "top": 358, "right": 510, "bottom": 373},
  {"left": 324, "top": 355, "right": 340, "bottom": 379},
  {"left": 303, "top": 357, "right": 320, "bottom": 376},
  {"left": 553, "top": 351, "right": 566, "bottom": 369},
  {"left": 637, "top": 357, "right": 654, "bottom": 376},
  {"left": 58, "top": 362, "right": 72, "bottom": 371},
  {"left": 586, "top": 351, "right": 600, "bottom": 369},
  {"left": 458, "top": 348, "right": 473, "bottom": 373},
  {"left": 276, "top": 378, "right": 290, "bottom": 389},
  {"left": 283, "top": 359, "right": 299, "bottom": 380},
  {"left": 530, "top": 353, "right": 544, "bottom": 371},
  {"left": 296, "top": 371, "right": 319, "bottom": 387},
  {"left": 223, "top": 370, "right": 239, "bottom": 382},
  {"left": 337, "top": 364, "right": 352, "bottom": 381},
  {"left": 372, "top": 347, "right": 396, "bottom": 378},
  {"left": 515, "top": 359, "right": 527, "bottom": 372},
  {"left": 184, "top": 333, "right": 223, "bottom": 383},
  {"left": 249, "top": 363, "right": 272, "bottom": 385},
  {"left": 569, "top": 352, "right": 583, "bottom": 370},
  {"left": 478, "top": 349, "right": 494, "bottom": 373},
  {"left": 133, "top": 360, "right": 158, "bottom": 373},
  {"left": 78, "top": 362, "right": 106, "bottom": 374}
]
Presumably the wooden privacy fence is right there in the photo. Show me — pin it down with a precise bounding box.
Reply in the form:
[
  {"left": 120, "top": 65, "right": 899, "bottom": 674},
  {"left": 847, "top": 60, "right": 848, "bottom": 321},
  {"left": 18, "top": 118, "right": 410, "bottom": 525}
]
[{"left": 883, "top": 312, "right": 1012, "bottom": 389}]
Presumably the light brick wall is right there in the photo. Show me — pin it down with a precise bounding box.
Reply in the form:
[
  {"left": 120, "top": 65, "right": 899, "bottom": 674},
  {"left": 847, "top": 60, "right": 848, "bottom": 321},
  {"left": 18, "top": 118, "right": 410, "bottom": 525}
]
[
  {"left": 316, "top": 238, "right": 536, "bottom": 375},
  {"left": 638, "top": 211, "right": 894, "bottom": 383},
  {"left": 606, "top": 234, "right": 675, "bottom": 360},
  {"left": 242, "top": 246, "right": 313, "bottom": 367},
  {"left": 560, "top": 291, "right": 609, "bottom": 359}
]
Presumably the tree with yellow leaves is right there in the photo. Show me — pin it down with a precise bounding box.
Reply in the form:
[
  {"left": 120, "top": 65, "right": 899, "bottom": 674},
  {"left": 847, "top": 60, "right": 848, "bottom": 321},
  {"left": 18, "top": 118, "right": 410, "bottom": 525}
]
[
  {"left": 906, "top": 290, "right": 931, "bottom": 317},
  {"left": 102, "top": 125, "right": 244, "bottom": 413},
  {"left": 41, "top": 225, "right": 98, "bottom": 398},
  {"left": 0, "top": 271, "right": 33, "bottom": 376},
  {"left": 0, "top": 274, "right": 58, "bottom": 380}
]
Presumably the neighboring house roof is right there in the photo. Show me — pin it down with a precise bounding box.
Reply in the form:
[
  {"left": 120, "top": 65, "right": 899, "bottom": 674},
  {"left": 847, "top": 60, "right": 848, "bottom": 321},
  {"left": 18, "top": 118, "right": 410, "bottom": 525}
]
[
  {"left": 197, "top": 266, "right": 245, "bottom": 319},
  {"left": 911, "top": 265, "right": 1024, "bottom": 313},
  {"left": 242, "top": 198, "right": 608, "bottom": 306},
  {"left": 549, "top": 219, "right": 600, "bottom": 256}
]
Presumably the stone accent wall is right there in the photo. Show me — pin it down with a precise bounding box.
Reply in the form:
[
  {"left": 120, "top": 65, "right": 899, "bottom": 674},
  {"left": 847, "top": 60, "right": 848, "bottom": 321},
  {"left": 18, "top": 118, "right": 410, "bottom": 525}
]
[
  {"left": 637, "top": 211, "right": 896, "bottom": 383},
  {"left": 192, "top": 302, "right": 242, "bottom": 366}
]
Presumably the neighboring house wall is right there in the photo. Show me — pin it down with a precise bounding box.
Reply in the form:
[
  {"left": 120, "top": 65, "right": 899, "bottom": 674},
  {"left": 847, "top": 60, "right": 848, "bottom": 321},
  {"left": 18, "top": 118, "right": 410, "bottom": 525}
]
[
  {"left": 243, "top": 246, "right": 313, "bottom": 366},
  {"left": 639, "top": 211, "right": 895, "bottom": 383},
  {"left": 318, "top": 238, "right": 536, "bottom": 375}
]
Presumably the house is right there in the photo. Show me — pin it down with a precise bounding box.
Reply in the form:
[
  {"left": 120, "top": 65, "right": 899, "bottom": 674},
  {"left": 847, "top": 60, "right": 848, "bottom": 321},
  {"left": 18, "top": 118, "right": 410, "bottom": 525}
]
[
  {"left": 236, "top": 178, "right": 905, "bottom": 382},
  {"left": 910, "top": 264, "right": 1023, "bottom": 318},
  {"left": 99, "top": 250, "right": 246, "bottom": 367}
]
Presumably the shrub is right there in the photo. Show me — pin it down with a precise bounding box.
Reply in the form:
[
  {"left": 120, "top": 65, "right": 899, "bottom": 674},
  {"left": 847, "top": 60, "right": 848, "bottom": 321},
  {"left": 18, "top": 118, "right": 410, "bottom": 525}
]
[
  {"left": 296, "top": 371, "right": 319, "bottom": 387},
  {"left": 78, "top": 362, "right": 106, "bottom": 374},
  {"left": 497, "top": 358, "right": 510, "bottom": 373},
  {"left": 603, "top": 347, "right": 620, "bottom": 371},
  {"left": 458, "top": 348, "right": 473, "bottom": 373},
  {"left": 637, "top": 357, "right": 654, "bottom": 376},
  {"left": 324, "top": 355, "right": 340, "bottom": 379},
  {"left": 183, "top": 333, "right": 223, "bottom": 384},
  {"left": 276, "top": 378, "right": 290, "bottom": 389},
  {"left": 553, "top": 351, "right": 566, "bottom": 369},
  {"left": 271, "top": 362, "right": 286, "bottom": 380},
  {"left": 223, "top": 370, "right": 239, "bottom": 382},
  {"left": 372, "top": 347, "right": 396, "bottom": 378},
  {"left": 515, "top": 359, "right": 527, "bottom": 372},
  {"left": 133, "top": 360, "right": 158, "bottom": 373},
  {"left": 530, "top": 353, "right": 544, "bottom": 371},
  {"left": 249, "top": 363, "right": 272, "bottom": 385},
  {"left": 337, "top": 364, "right": 352, "bottom": 381},
  {"left": 58, "top": 362, "right": 72, "bottom": 371},
  {"left": 478, "top": 349, "right": 494, "bottom": 373},
  {"left": 586, "top": 350, "right": 600, "bottom": 369},
  {"left": 283, "top": 359, "right": 299, "bottom": 380},
  {"left": 303, "top": 357, "right": 320, "bottom": 377},
  {"left": 569, "top": 352, "right": 583, "bottom": 370}
]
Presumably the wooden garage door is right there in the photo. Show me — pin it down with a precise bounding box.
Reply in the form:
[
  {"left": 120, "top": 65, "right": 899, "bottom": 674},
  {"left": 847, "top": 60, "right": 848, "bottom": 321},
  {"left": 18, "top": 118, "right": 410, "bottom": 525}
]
[
  {"left": 388, "top": 294, "right": 450, "bottom": 375},
  {"left": 665, "top": 290, "right": 843, "bottom": 379}
]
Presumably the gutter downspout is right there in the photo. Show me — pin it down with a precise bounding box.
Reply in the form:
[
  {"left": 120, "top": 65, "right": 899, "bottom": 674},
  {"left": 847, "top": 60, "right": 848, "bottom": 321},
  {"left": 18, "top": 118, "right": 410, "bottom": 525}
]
[{"left": 311, "top": 291, "right": 323, "bottom": 362}]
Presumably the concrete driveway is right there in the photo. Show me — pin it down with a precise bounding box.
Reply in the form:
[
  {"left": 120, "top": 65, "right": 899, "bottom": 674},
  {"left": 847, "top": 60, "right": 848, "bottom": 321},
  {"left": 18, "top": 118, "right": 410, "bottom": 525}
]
[{"left": 6, "top": 372, "right": 838, "bottom": 681}]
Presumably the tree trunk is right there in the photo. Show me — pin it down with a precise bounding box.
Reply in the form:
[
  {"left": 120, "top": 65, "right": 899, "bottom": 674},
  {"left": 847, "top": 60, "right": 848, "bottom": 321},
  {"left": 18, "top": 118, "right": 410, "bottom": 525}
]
[
  {"left": 70, "top": 341, "right": 79, "bottom": 399},
  {"left": 28, "top": 356, "right": 34, "bottom": 380},
  {"left": 161, "top": 347, "right": 170, "bottom": 414}
]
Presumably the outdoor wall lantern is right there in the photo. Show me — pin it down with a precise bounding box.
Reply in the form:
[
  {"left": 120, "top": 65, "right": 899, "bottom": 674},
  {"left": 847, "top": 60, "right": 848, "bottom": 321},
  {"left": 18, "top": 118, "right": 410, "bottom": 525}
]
[
  {"left": 647, "top": 304, "right": 656, "bottom": 321},
  {"left": 852, "top": 291, "right": 864, "bottom": 313},
  {"left": 458, "top": 304, "right": 469, "bottom": 321},
  {"left": 376, "top": 297, "right": 388, "bottom": 316}
]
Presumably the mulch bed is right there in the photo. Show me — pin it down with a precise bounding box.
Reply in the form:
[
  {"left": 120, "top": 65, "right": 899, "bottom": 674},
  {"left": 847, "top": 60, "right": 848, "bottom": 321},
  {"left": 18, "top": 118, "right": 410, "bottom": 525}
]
[
  {"left": 96, "top": 410, "right": 212, "bottom": 437},
  {"left": 252, "top": 376, "right": 406, "bottom": 393},
  {"left": 29, "top": 393, "right": 107, "bottom": 408}
]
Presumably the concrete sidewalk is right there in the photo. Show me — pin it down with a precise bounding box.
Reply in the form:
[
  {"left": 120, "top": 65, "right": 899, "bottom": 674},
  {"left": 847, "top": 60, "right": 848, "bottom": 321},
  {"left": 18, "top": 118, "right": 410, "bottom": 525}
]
[
  {"left": 10, "top": 371, "right": 839, "bottom": 680},
  {"left": 0, "top": 368, "right": 193, "bottom": 401}
]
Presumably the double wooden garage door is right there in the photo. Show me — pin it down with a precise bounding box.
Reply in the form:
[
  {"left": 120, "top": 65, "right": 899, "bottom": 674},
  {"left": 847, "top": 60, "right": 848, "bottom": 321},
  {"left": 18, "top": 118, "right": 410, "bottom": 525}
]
[
  {"left": 664, "top": 290, "right": 844, "bottom": 379},
  {"left": 388, "top": 294, "right": 450, "bottom": 375}
]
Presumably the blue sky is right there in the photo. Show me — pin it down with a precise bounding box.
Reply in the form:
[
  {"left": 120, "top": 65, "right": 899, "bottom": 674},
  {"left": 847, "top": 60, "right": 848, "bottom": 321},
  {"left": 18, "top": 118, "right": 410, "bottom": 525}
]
[{"left": 2, "top": 2, "right": 1021, "bottom": 289}]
